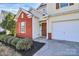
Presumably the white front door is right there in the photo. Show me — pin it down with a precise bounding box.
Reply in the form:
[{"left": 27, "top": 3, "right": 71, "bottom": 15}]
[{"left": 52, "top": 20, "right": 79, "bottom": 42}]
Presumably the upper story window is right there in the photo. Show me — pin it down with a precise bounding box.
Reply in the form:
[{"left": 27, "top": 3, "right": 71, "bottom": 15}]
[
  {"left": 56, "top": 3, "right": 74, "bottom": 9},
  {"left": 69, "top": 3, "right": 74, "bottom": 6},
  {"left": 60, "top": 3, "right": 68, "bottom": 8},
  {"left": 42, "top": 9, "right": 46, "bottom": 16}
]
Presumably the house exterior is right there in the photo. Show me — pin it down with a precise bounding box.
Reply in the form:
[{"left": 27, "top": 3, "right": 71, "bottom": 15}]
[
  {"left": 14, "top": 8, "right": 32, "bottom": 38},
  {"left": 30, "top": 3, "right": 47, "bottom": 39},
  {"left": 37, "top": 3, "right": 47, "bottom": 37},
  {"left": 15, "top": 3, "right": 79, "bottom": 42},
  {"left": 47, "top": 3, "right": 79, "bottom": 42},
  {"left": 14, "top": 4, "right": 47, "bottom": 39}
]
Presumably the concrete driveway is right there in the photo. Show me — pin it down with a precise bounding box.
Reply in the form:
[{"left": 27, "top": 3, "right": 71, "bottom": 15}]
[{"left": 34, "top": 40, "right": 79, "bottom": 56}]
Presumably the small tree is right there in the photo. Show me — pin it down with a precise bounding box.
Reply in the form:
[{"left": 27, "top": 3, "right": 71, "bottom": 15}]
[{"left": 0, "top": 13, "right": 16, "bottom": 36}]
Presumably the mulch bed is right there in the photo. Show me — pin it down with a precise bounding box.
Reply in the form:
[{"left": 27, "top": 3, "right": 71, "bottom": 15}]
[
  {"left": 0, "top": 41, "right": 45, "bottom": 56},
  {"left": 18, "top": 41, "right": 45, "bottom": 56}
]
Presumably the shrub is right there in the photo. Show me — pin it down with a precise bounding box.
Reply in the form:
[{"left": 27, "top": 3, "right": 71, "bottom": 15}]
[
  {"left": 0, "top": 35, "right": 5, "bottom": 41},
  {"left": 7, "top": 36, "right": 15, "bottom": 44},
  {"left": 11, "top": 38, "right": 20, "bottom": 46},
  {"left": 16, "top": 38, "right": 33, "bottom": 50},
  {"left": 3, "top": 36, "right": 12, "bottom": 43},
  {"left": 0, "top": 35, "right": 8, "bottom": 41},
  {"left": 24, "top": 38, "right": 33, "bottom": 49}
]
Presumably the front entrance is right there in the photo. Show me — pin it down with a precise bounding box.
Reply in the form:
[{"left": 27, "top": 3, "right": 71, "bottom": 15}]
[{"left": 42, "top": 23, "right": 47, "bottom": 37}]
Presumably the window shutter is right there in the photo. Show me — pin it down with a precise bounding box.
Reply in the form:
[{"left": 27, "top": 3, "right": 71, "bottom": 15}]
[
  {"left": 69, "top": 3, "right": 74, "bottom": 6},
  {"left": 56, "top": 3, "right": 59, "bottom": 9}
]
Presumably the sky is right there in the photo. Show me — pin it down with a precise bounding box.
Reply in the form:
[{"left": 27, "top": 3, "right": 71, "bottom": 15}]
[{"left": 0, "top": 3, "right": 40, "bottom": 14}]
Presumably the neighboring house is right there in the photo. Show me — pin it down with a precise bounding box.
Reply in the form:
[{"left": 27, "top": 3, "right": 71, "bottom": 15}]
[{"left": 47, "top": 3, "right": 79, "bottom": 42}]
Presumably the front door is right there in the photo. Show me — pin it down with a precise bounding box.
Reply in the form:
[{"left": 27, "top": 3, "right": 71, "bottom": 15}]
[{"left": 42, "top": 23, "right": 47, "bottom": 37}]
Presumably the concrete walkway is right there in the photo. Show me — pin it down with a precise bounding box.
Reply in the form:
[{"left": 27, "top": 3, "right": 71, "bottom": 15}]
[
  {"left": 33, "top": 39, "right": 79, "bottom": 56},
  {"left": 33, "top": 37, "right": 47, "bottom": 43}
]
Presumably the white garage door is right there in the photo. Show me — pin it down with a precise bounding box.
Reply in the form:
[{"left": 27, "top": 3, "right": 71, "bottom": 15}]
[{"left": 52, "top": 20, "right": 79, "bottom": 42}]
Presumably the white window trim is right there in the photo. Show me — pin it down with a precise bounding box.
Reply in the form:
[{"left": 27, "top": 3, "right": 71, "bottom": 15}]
[{"left": 59, "top": 3, "right": 72, "bottom": 8}]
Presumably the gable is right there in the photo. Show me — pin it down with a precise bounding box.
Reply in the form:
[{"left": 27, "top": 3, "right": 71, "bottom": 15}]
[
  {"left": 30, "top": 9, "right": 42, "bottom": 19},
  {"left": 18, "top": 11, "right": 26, "bottom": 19},
  {"left": 14, "top": 8, "right": 32, "bottom": 22}
]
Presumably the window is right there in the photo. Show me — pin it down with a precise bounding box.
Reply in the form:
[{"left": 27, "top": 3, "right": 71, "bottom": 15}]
[
  {"left": 43, "top": 14, "right": 45, "bottom": 16},
  {"left": 20, "top": 22, "right": 25, "bottom": 33},
  {"left": 42, "top": 9, "right": 46, "bottom": 16},
  {"left": 69, "top": 3, "right": 74, "bottom": 6},
  {"left": 56, "top": 3, "right": 59, "bottom": 9},
  {"left": 56, "top": 3, "right": 74, "bottom": 9},
  {"left": 60, "top": 3, "right": 68, "bottom": 8}
]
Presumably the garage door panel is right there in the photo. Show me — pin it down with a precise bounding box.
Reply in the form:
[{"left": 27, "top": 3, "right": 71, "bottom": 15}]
[{"left": 52, "top": 20, "right": 79, "bottom": 42}]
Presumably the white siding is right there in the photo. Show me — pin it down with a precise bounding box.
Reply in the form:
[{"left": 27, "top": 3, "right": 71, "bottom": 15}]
[
  {"left": 48, "top": 12, "right": 79, "bottom": 33},
  {"left": 47, "top": 3, "right": 79, "bottom": 16},
  {"left": 32, "top": 16, "right": 40, "bottom": 39},
  {"left": 30, "top": 9, "right": 42, "bottom": 19}
]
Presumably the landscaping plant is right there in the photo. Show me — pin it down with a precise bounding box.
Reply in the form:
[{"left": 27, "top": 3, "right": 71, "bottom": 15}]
[
  {"left": 7, "top": 37, "right": 15, "bottom": 44},
  {"left": 3, "top": 36, "right": 12, "bottom": 43},
  {"left": 11, "top": 38, "right": 20, "bottom": 46},
  {"left": 0, "top": 13, "right": 16, "bottom": 36},
  {"left": 0, "top": 35, "right": 33, "bottom": 50},
  {"left": 0, "top": 35, "right": 8, "bottom": 41},
  {"left": 16, "top": 38, "right": 33, "bottom": 50}
]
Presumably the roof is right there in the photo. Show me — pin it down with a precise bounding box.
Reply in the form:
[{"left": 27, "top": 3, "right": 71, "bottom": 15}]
[
  {"left": 37, "top": 3, "right": 47, "bottom": 10},
  {"left": 14, "top": 8, "right": 43, "bottom": 21},
  {"left": 14, "top": 8, "right": 32, "bottom": 21}
]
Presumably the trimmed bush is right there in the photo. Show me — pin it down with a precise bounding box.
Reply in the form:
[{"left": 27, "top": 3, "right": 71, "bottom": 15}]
[
  {"left": 0, "top": 35, "right": 4, "bottom": 41},
  {"left": 16, "top": 38, "right": 33, "bottom": 50},
  {"left": 0, "top": 35, "right": 33, "bottom": 50},
  {"left": 7, "top": 36, "right": 15, "bottom": 44},
  {"left": 24, "top": 38, "right": 33, "bottom": 49},
  {"left": 0, "top": 35, "right": 8, "bottom": 41},
  {"left": 3, "top": 36, "right": 12, "bottom": 43},
  {"left": 11, "top": 38, "right": 20, "bottom": 46}
]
